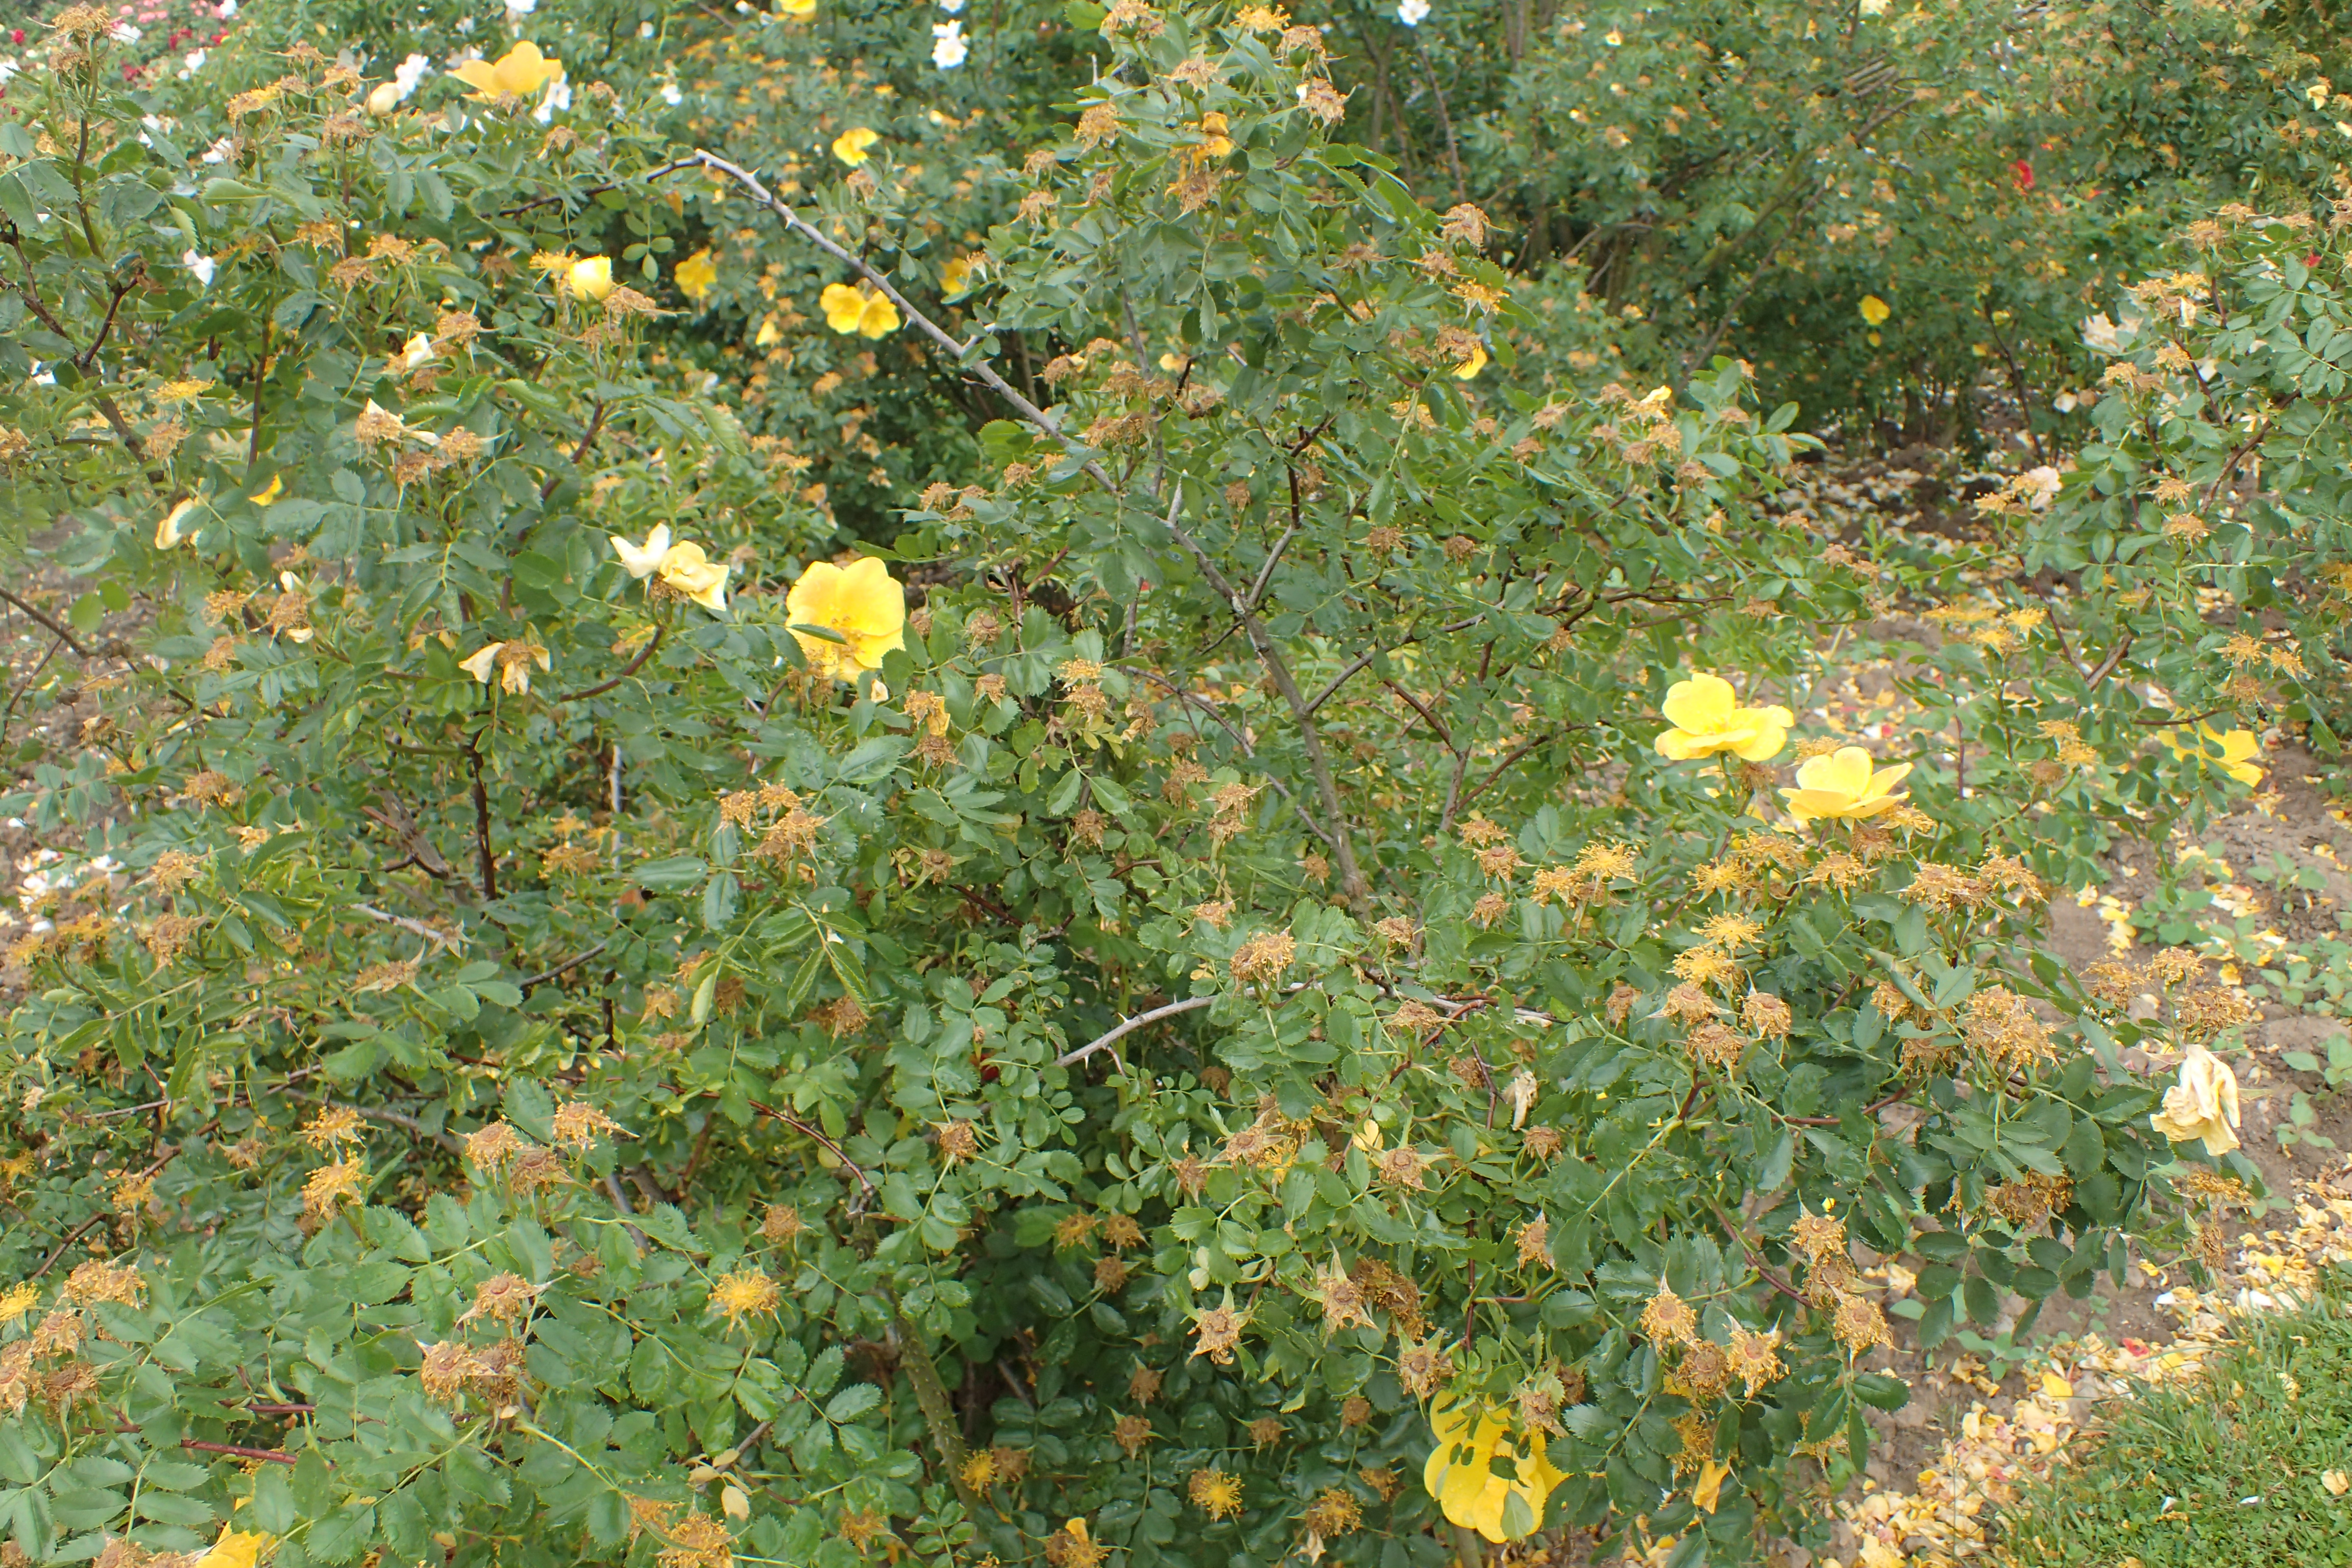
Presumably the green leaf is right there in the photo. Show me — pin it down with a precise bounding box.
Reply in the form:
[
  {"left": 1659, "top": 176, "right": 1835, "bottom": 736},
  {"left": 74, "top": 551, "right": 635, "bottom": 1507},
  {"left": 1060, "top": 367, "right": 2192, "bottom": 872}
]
[
  {"left": 824, "top": 1383, "right": 882, "bottom": 1423},
  {"left": 636, "top": 855, "right": 709, "bottom": 891}
]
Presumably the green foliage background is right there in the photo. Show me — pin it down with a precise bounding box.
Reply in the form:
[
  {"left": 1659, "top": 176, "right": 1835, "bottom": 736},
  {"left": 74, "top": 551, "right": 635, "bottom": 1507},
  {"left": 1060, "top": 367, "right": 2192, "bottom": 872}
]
[{"left": 0, "top": 0, "right": 2345, "bottom": 1565}]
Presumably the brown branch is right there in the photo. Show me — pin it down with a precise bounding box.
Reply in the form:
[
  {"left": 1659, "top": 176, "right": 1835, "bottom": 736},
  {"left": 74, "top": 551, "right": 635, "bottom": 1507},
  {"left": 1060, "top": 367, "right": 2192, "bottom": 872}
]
[
  {"left": 542, "top": 400, "right": 610, "bottom": 500},
  {"left": 1383, "top": 678, "right": 1459, "bottom": 754},
  {"left": 1777, "top": 1087, "right": 1913, "bottom": 1128},
  {"left": 181, "top": 1441, "right": 299, "bottom": 1466},
  {"left": 2083, "top": 633, "right": 2135, "bottom": 691},
  {"left": 1709, "top": 1204, "right": 1810, "bottom": 1307},
  {"left": 35, "top": 1147, "right": 181, "bottom": 1276},
  {"left": 76, "top": 280, "right": 134, "bottom": 372},
  {"left": 1455, "top": 728, "right": 1573, "bottom": 815},
  {"left": 520, "top": 938, "right": 613, "bottom": 990},
  {"left": 557, "top": 624, "right": 667, "bottom": 701},
  {"left": 33, "top": 1215, "right": 109, "bottom": 1278},
  {"left": 464, "top": 740, "right": 499, "bottom": 901},
  {"left": 1300, "top": 618, "right": 1483, "bottom": 718},
  {"left": 0, "top": 589, "right": 92, "bottom": 658},
  {"left": 748, "top": 1099, "right": 877, "bottom": 1204}
]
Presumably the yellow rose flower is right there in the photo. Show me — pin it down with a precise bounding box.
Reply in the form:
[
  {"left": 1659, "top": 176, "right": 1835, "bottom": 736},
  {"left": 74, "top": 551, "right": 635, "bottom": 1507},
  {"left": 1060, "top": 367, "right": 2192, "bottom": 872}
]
[
  {"left": 940, "top": 255, "right": 982, "bottom": 298},
  {"left": 676, "top": 248, "right": 718, "bottom": 305},
  {"left": 777, "top": 0, "right": 817, "bottom": 14},
  {"left": 194, "top": 1526, "right": 275, "bottom": 1568},
  {"left": 820, "top": 281, "right": 901, "bottom": 338},
  {"left": 610, "top": 524, "right": 674, "bottom": 580},
  {"left": 450, "top": 40, "right": 565, "bottom": 104},
  {"left": 654, "top": 541, "right": 730, "bottom": 614},
  {"left": 832, "top": 126, "right": 879, "bottom": 166},
  {"left": 1859, "top": 294, "right": 1891, "bottom": 326},
  {"left": 567, "top": 256, "right": 616, "bottom": 303},
  {"left": 1652, "top": 673, "right": 1794, "bottom": 763},
  {"left": 1422, "top": 1399, "right": 1562, "bottom": 1543},
  {"left": 1453, "top": 340, "right": 1488, "bottom": 380},
  {"left": 1778, "top": 746, "right": 1912, "bottom": 824},
  {"left": 156, "top": 496, "right": 203, "bottom": 550},
  {"left": 249, "top": 475, "right": 284, "bottom": 507},
  {"left": 787, "top": 557, "right": 906, "bottom": 681},
  {"left": 2149, "top": 1044, "right": 2241, "bottom": 1157},
  {"left": 2162, "top": 722, "right": 2264, "bottom": 787},
  {"left": 609, "top": 526, "right": 730, "bottom": 614},
  {"left": 459, "top": 641, "right": 551, "bottom": 695}
]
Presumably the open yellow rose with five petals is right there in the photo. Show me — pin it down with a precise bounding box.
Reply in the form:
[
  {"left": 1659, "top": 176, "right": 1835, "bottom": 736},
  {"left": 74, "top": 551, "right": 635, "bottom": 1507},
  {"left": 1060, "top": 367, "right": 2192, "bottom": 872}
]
[
  {"left": 609, "top": 524, "right": 731, "bottom": 614},
  {"left": 2149, "top": 1044, "right": 2241, "bottom": 1157},
  {"left": 1652, "top": 673, "right": 1794, "bottom": 763},
  {"left": 831, "top": 126, "right": 879, "bottom": 166},
  {"left": 820, "top": 282, "right": 900, "bottom": 338},
  {"left": 1422, "top": 1398, "right": 1563, "bottom": 1543},
  {"left": 450, "top": 40, "right": 564, "bottom": 103},
  {"left": 786, "top": 556, "right": 906, "bottom": 683},
  {"left": 1778, "top": 746, "right": 1912, "bottom": 823}
]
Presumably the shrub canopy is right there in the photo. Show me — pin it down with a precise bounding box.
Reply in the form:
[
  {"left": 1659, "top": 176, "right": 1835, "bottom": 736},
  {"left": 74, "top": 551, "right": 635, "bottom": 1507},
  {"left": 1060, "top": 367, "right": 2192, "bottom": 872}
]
[{"left": 0, "top": 2, "right": 2344, "bottom": 1566}]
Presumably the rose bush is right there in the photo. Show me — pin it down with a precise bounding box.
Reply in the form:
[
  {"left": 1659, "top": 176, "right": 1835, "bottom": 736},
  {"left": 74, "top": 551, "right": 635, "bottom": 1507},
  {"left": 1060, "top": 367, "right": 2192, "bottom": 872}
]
[{"left": 0, "top": 2, "right": 2339, "bottom": 1567}]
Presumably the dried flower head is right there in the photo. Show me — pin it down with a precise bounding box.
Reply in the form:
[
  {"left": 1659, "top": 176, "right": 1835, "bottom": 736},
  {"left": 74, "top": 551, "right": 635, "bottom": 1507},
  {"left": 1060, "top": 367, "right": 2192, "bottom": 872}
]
[
  {"left": 1303, "top": 1488, "right": 1362, "bottom": 1536},
  {"left": 459, "top": 1271, "right": 537, "bottom": 1328},
  {"left": 1190, "top": 1302, "right": 1246, "bottom": 1364},
  {"left": 1728, "top": 1326, "right": 1784, "bottom": 1395},
  {"left": 1229, "top": 931, "right": 1296, "bottom": 985},
  {"left": 1641, "top": 1280, "right": 1699, "bottom": 1348}
]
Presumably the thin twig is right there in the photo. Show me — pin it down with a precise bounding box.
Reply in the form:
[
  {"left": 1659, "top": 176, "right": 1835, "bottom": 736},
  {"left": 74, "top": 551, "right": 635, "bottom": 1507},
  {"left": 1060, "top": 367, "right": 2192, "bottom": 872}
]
[
  {"left": 349, "top": 903, "right": 463, "bottom": 952},
  {"left": 34, "top": 1148, "right": 179, "bottom": 1276},
  {"left": 557, "top": 624, "right": 667, "bottom": 702},
  {"left": 521, "top": 939, "right": 613, "bottom": 990},
  {"left": 33, "top": 1215, "right": 109, "bottom": 1278},
  {"left": 1778, "top": 1088, "right": 1912, "bottom": 1129},
  {"left": 1709, "top": 1203, "right": 1809, "bottom": 1306},
  {"left": 1, "top": 633, "right": 69, "bottom": 743},
  {"left": 542, "top": 400, "right": 611, "bottom": 500},
  {"left": 1454, "top": 728, "right": 1570, "bottom": 816},
  {"left": 0, "top": 589, "right": 91, "bottom": 658},
  {"left": 2083, "top": 633, "right": 2135, "bottom": 691},
  {"left": 464, "top": 739, "right": 499, "bottom": 901},
  {"left": 498, "top": 155, "right": 704, "bottom": 216},
  {"left": 1055, "top": 995, "right": 1215, "bottom": 1068},
  {"left": 1301, "top": 618, "right": 1483, "bottom": 718},
  {"left": 747, "top": 1099, "right": 877, "bottom": 1203},
  {"left": 182, "top": 1441, "right": 299, "bottom": 1466}
]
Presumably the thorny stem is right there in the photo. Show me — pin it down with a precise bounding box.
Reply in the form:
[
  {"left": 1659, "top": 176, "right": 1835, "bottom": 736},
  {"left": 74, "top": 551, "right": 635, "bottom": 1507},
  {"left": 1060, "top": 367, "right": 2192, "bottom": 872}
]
[{"left": 464, "top": 737, "right": 499, "bottom": 901}]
